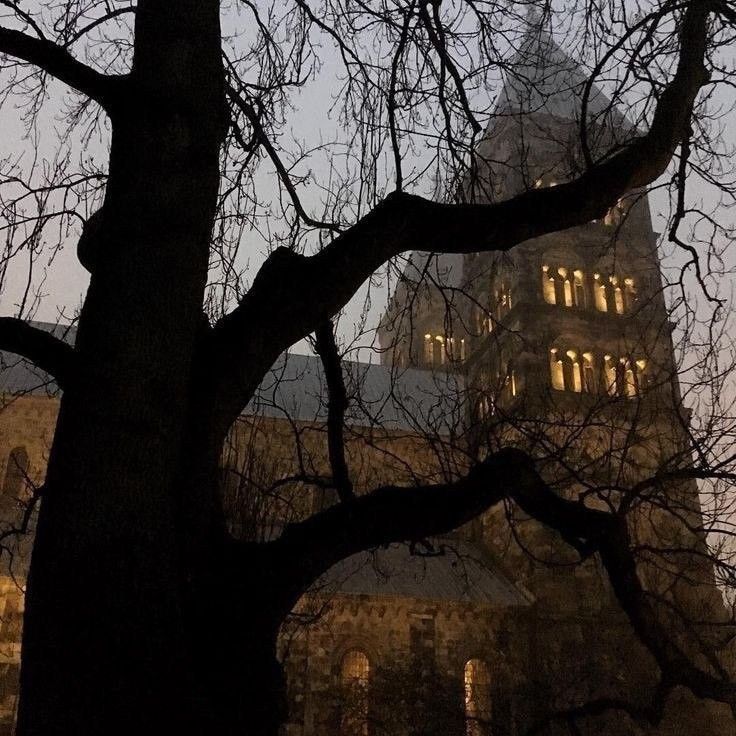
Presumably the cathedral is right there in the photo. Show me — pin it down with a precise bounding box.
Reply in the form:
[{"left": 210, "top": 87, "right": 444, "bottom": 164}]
[{"left": 0, "top": 26, "right": 733, "bottom": 736}]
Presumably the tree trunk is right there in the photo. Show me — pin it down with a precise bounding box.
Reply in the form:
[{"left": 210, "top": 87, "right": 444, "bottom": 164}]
[{"left": 16, "top": 4, "right": 226, "bottom": 734}]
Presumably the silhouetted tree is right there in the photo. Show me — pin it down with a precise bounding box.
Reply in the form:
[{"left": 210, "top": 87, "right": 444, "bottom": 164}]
[{"left": 0, "top": 2, "right": 735, "bottom": 735}]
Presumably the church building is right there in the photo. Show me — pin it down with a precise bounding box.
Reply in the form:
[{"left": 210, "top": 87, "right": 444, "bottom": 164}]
[{"left": 0, "top": 25, "right": 732, "bottom": 736}]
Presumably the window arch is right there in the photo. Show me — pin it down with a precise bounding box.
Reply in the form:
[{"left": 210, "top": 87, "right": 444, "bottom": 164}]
[
  {"left": 464, "top": 659, "right": 491, "bottom": 736},
  {"left": 3, "top": 447, "right": 29, "bottom": 499},
  {"left": 340, "top": 649, "right": 370, "bottom": 736}
]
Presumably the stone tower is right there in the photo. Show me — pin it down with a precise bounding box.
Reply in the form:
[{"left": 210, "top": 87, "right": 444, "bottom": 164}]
[{"left": 376, "top": 26, "right": 734, "bottom": 734}]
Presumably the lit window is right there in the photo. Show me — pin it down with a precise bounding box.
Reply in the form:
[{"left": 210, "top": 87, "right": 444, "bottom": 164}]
[
  {"left": 423, "top": 334, "right": 434, "bottom": 366},
  {"left": 464, "top": 659, "right": 491, "bottom": 736},
  {"left": 341, "top": 650, "right": 370, "bottom": 736},
  {"left": 567, "top": 350, "right": 582, "bottom": 392},
  {"left": 435, "top": 335, "right": 445, "bottom": 365},
  {"left": 550, "top": 349, "right": 565, "bottom": 390},
  {"left": 582, "top": 352, "right": 595, "bottom": 392},
  {"left": 573, "top": 270, "right": 585, "bottom": 307},
  {"left": 594, "top": 274, "right": 607, "bottom": 312},
  {"left": 542, "top": 265, "right": 556, "bottom": 305},
  {"left": 604, "top": 355, "right": 617, "bottom": 396},
  {"left": 460, "top": 338, "right": 466, "bottom": 361},
  {"left": 624, "top": 278, "right": 636, "bottom": 310},
  {"left": 558, "top": 268, "right": 573, "bottom": 307},
  {"left": 3, "top": 447, "right": 28, "bottom": 498},
  {"left": 610, "top": 276, "right": 624, "bottom": 314}
]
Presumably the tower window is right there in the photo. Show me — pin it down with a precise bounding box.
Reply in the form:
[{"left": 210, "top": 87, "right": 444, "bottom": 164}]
[
  {"left": 464, "top": 659, "right": 491, "bottom": 736},
  {"left": 582, "top": 352, "right": 596, "bottom": 392},
  {"left": 558, "top": 268, "right": 573, "bottom": 307},
  {"left": 423, "top": 334, "right": 434, "bottom": 366},
  {"left": 542, "top": 265, "right": 556, "bottom": 305},
  {"left": 573, "top": 270, "right": 585, "bottom": 307},
  {"left": 341, "top": 650, "right": 370, "bottom": 736},
  {"left": 610, "top": 276, "right": 625, "bottom": 314},
  {"left": 594, "top": 274, "right": 607, "bottom": 312},
  {"left": 566, "top": 350, "right": 582, "bottom": 392},
  {"left": 435, "top": 335, "right": 446, "bottom": 365},
  {"left": 550, "top": 349, "right": 565, "bottom": 390}
]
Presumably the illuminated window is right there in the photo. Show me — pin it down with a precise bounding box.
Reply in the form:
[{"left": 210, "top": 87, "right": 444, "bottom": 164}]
[
  {"left": 3, "top": 447, "right": 28, "bottom": 499},
  {"left": 636, "top": 359, "right": 647, "bottom": 392},
  {"left": 573, "top": 270, "right": 585, "bottom": 307},
  {"left": 542, "top": 266, "right": 556, "bottom": 305},
  {"left": 604, "top": 355, "right": 617, "bottom": 396},
  {"left": 460, "top": 338, "right": 466, "bottom": 361},
  {"left": 464, "top": 659, "right": 491, "bottom": 736},
  {"left": 582, "top": 352, "right": 595, "bottom": 392},
  {"left": 423, "top": 334, "right": 434, "bottom": 366},
  {"left": 436, "top": 335, "right": 446, "bottom": 365},
  {"left": 567, "top": 350, "right": 582, "bottom": 392},
  {"left": 558, "top": 268, "right": 573, "bottom": 307},
  {"left": 550, "top": 349, "right": 565, "bottom": 390},
  {"left": 341, "top": 650, "right": 370, "bottom": 736},
  {"left": 624, "top": 359, "right": 637, "bottom": 397},
  {"left": 624, "top": 278, "right": 636, "bottom": 310},
  {"left": 610, "top": 276, "right": 624, "bottom": 314},
  {"left": 594, "top": 274, "right": 607, "bottom": 312}
]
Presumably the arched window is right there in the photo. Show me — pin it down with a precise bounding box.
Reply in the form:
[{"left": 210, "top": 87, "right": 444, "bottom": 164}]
[
  {"left": 542, "top": 265, "right": 556, "bottom": 304},
  {"left": 558, "top": 268, "right": 573, "bottom": 307},
  {"left": 423, "top": 334, "right": 434, "bottom": 366},
  {"left": 550, "top": 349, "right": 565, "bottom": 390},
  {"left": 610, "top": 276, "right": 625, "bottom": 314},
  {"left": 341, "top": 649, "right": 370, "bottom": 736},
  {"left": 593, "top": 274, "right": 607, "bottom": 312},
  {"left": 573, "top": 270, "right": 585, "bottom": 307},
  {"left": 582, "top": 352, "right": 596, "bottom": 392},
  {"left": 3, "top": 447, "right": 29, "bottom": 499},
  {"left": 603, "top": 355, "right": 617, "bottom": 396},
  {"left": 566, "top": 350, "right": 582, "bottom": 392},
  {"left": 464, "top": 659, "right": 491, "bottom": 736},
  {"left": 435, "top": 335, "right": 446, "bottom": 365}
]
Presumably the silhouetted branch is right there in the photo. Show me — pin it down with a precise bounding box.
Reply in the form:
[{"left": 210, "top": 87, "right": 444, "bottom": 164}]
[
  {"left": 313, "top": 321, "right": 354, "bottom": 502},
  {"left": 209, "top": 0, "right": 712, "bottom": 429},
  {"left": 0, "top": 25, "right": 123, "bottom": 108},
  {"left": 0, "top": 318, "right": 74, "bottom": 390}
]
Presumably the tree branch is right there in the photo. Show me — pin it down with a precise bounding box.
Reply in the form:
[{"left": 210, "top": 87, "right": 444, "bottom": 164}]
[
  {"left": 0, "top": 318, "right": 75, "bottom": 390},
  {"left": 313, "top": 321, "right": 354, "bottom": 503},
  {"left": 207, "top": 0, "right": 712, "bottom": 430},
  {"left": 0, "top": 25, "right": 123, "bottom": 108},
  {"left": 264, "top": 445, "right": 735, "bottom": 712}
]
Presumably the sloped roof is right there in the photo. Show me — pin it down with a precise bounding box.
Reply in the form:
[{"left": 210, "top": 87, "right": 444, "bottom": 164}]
[
  {"left": 0, "top": 322, "right": 464, "bottom": 432},
  {"left": 317, "top": 540, "right": 531, "bottom": 607}
]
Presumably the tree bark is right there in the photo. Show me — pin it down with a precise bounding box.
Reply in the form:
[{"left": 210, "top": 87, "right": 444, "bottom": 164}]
[{"left": 16, "top": 3, "right": 226, "bottom": 734}]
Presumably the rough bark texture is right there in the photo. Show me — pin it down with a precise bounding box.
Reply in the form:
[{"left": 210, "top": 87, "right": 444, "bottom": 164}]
[{"left": 16, "top": 2, "right": 226, "bottom": 734}]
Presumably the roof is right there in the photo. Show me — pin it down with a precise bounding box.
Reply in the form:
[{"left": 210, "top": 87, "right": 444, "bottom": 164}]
[
  {"left": 0, "top": 322, "right": 465, "bottom": 432},
  {"left": 317, "top": 540, "right": 531, "bottom": 607},
  {"left": 250, "top": 351, "right": 464, "bottom": 433}
]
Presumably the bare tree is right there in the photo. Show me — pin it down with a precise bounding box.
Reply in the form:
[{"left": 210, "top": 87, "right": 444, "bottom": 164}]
[{"left": 0, "top": 1, "right": 735, "bottom": 735}]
